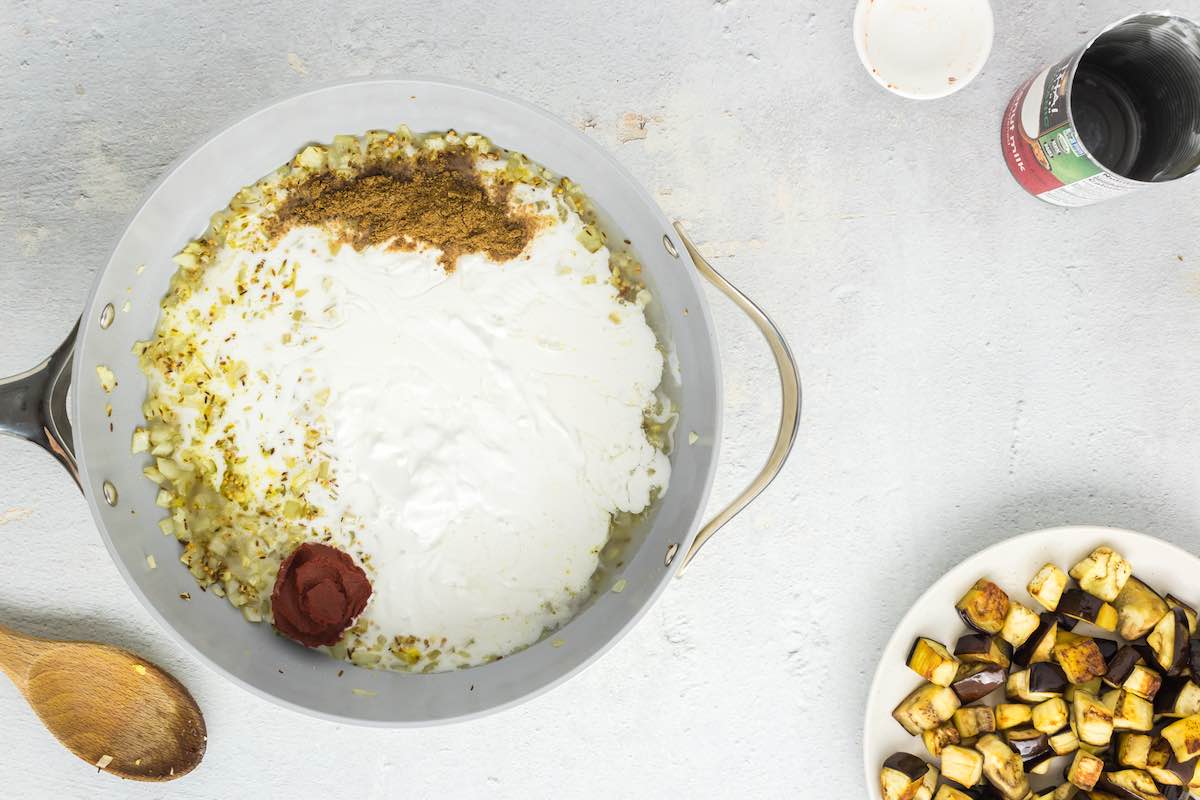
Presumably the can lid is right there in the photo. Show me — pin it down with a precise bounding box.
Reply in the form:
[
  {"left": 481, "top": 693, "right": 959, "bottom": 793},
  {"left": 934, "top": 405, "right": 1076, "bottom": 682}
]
[{"left": 854, "top": 0, "right": 995, "bottom": 100}]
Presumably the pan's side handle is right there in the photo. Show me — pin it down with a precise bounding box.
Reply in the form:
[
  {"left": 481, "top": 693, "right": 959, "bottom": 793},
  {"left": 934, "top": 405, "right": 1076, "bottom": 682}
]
[
  {"left": 672, "top": 223, "right": 800, "bottom": 576},
  {"left": 0, "top": 321, "right": 79, "bottom": 488}
]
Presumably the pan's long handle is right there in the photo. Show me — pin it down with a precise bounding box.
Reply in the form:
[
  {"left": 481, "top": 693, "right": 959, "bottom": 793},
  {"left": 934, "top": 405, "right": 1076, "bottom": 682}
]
[
  {"left": 0, "top": 322, "right": 79, "bottom": 488},
  {"left": 673, "top": 223, "right": 801, "bottom": 576}
]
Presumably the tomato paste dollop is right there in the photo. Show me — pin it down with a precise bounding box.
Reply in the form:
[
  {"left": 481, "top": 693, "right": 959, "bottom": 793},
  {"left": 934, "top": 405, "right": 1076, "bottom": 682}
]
[{"left": 270, "top": 543, "right": 372, "bottom": 647}]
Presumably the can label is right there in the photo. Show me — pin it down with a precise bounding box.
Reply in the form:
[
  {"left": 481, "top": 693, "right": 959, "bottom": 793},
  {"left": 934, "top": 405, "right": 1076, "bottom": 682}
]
[{"left": 1001, "top": 54, "right": 1143, "bottom": 206}]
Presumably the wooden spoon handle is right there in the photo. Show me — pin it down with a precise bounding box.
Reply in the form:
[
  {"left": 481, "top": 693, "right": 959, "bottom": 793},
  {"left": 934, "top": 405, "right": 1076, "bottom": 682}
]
[{"left": 0, "top": 623, "right": 50, "bottom": 691}]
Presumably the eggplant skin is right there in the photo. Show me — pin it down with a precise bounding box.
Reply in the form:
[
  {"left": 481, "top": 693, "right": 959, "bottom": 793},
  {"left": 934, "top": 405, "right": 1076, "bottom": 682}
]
[
  {"left": 1013, "top": 615, "right": 1059, "bottom": 668},
  {"left": 1152, "top": 677, "right": 1200, "bottom": 717},
  {"left": 952, "top": 664, "right": 1006, "bottom": 705},
  {"left": 1028, "top": 662, "right": 1069, "bottom": 695},
  {"left": 1105, "top": 646, "right": 1142, "bottom": 687},
  {"left": 881, "top": 753, "right": 930, "bottom": 800}
]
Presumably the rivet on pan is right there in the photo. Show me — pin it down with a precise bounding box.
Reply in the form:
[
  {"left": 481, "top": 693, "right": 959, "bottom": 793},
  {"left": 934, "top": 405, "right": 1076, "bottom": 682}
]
[
  {"left": 664, "top": 542, "right": 679, "bottom": 566},
  {"left": 99, "top": 303, "right": 115, "bottom": 329},
  {"left": 102, "top": 480, "right": 118, "bottom": 507},
  {"left": 662, "top": 234, "right": 679, "bottom": 258}
]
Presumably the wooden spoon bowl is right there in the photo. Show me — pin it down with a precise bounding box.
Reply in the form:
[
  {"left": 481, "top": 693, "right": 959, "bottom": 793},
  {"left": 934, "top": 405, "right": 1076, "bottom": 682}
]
[{"left": 0, "top": 623, "right": 205, "bottom": 780}]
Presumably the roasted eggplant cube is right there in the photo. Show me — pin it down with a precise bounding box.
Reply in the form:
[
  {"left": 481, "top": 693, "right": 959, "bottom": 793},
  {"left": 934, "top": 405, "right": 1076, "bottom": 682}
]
[
  {"left": 1053, "top": 637, "right": 1108, "bottom": 685},
  {"left": 1102, "top": 689, "right": 1154, "bottom": 732},
  {"left": 894, "top": 683, "right": 963, "bottom": 735},
  {"left": 941, "top": 744, "right": 984, "bottom": 787},
  {"left": 1099, "top": 768, "right": 1170, "bottom": 799},
  {"left": 1118, "top": 733, "right": 1154, "bottom": 769},
  {"left": 1014, "top": 615, "right": 1060, "bottom": 668},
  {"left": 954, "top": 706, "right": 997, "bottom": 740},
  {"left": 957, "top": 579, "right": 1011, "bottom": 635},
  {"left": 1166, "top": 595, "right": 1198, "bottom": 636},
  {"left": 1058, "top": 589, "right": 1119, "bottom": 631},
  {"left": 1161, "top": 713, "right": 1200, "bottom": 763},
  {"left": 1154, "top": 677, "right": 1200, "bottom": 718},
  {"left": 1002, "top": 602, "right": 1043, "bottom": 648},
  {"left": 1104, "top": 646, "right": 1143, "bottom": 688},
  {"left": 1146, "top": 736, "right": 1181, "bottom": 785},
  {"left": 1051, "top": 785, "right": 1080, "bottom": 800},
  {"left": 909, "top": 637, "right": 962, "bottom": 687},
  {"left": 996, "top": 703, "right": 1034, "bottom": 730},
  {"left": 1072, "top": 691, "right": 1115, "bottom": 746},
  {"left": 1114, "top": 576, "right": 1170, "bottom": 641},
  {"left": 955, "top": 634, "right": 1012, "bottom": 669},
  {"left": 1049, "top": 728, "right": 1079, "bottom": 756},
  {"left": 1148, "top": 608, "right": 1190, "bottom": 675},
  {"left": 1009, "top": 665, "right": 1068, "bottom": 703},
  {"left": 1066, "top": 749, "right": 1105, "bottom": 790},
  {"left": 976, "top": 734, "right": 1031, "bottom": 799},
  {"left": 923, "top": 722, "right": 961, "bottom": 758},
  {"left": 952, "top": 663, "right": 1007, "bottom": 705},
  {"left": 881, "top": 753, "right": 934, "bottom": 800},
  {"left": 1065, "top": 676, "right": 1103, "bottom": 703},
  {"left": 1028, "top": 563, "right": 1069, "bottom": 612},
  {"left": 1124, "top": 665, "right": 1164, "bottom": 702},
  {"left": 1006, "top": 727, "right": 1053, "bottom": 767},
  {"left": 1033, "top": 697, "right": 1069, "bottom": 734},
  {"left": 1069, "top": 546, "right": 1132, "bottom": 602}
]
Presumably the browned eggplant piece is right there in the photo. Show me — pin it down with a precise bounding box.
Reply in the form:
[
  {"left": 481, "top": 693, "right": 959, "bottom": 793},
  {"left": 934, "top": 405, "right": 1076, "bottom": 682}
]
[
  {"left": 976, "top": 734, "right": 1031, "bottom": 799},
  {"left": 940, "top": 744, "right": 984, "bottom": 788},
  {"left": 1165, "top": 595, "right": 1198, "bottom": 636},
  {"left": 893, "top": 683, "right": 962, "bottom": 734},
  {"left": 1028, "top": 563, "right": 1069, "bottom": 612},
  {"left": 1161, "top": 713, "right": 1200, "bottom": 764},
  {"left": 1072, "top": 691, "right": 1115, "bottom": 746},
  {"left": 955, "top": 634, "right": 1012, "bottom": 669},
  {"left": 1114, "top": 577, "right": 1171, "bottom": 642},
  {"left": 1187, "top": 638, "right": 1199, "bottom": 675},
  {"left": 995, "top": 703, "right": 1033, "bottom": 730},
  {"left": 953, "top": 705, "right": 997, "bottom": 739},
  {"left": 957, "top": 579, "right": 1011, "bottom": 635},
  {"left": 1013, "top": 615, "right": 1059, "bottom": 668},
  {"left": 1161, "top": 785, "right": 1192, "bottom": 800},
  {"left": 1123, "top": 664, "right": 1163, "bottom": 701},
  {"left": 909, "top": 637, "right": 962, "bottom": 687},
  {"left": 1049, "top": 728, "right": 1079, "bottom": 757},
  {"left": 1058, "top": 588, "right": 1119, "bottom": 631},
  {"left": 922, "top": 721, "right": 961, "bottom": 758},
  {"left": 1066, "top": 749, "right": 1105, "bottom": 790},
  {"left": 1069, "top": 546, "right": 1132, "bottom": 601},
  {"left": 953, "top": 663, "right": 1007, "bottom": 704},
  {"left": 1053, "top": 637, "right": 1108, "bottom": 685},
  {"left": 1117, "top": 733, "right": 1154, "bottom": 768},
  {"left": 931, "top": 786, "right": 975, "bottom": 800},
  {"left": 1153, "top": 677, "right": 1200, "bottom": 717},
  {"left": 1032, "top": 696, "right": 1069, "bottom": 734},
  {"left": 1145, "top": 735, "right": 1182, "bottom": 787},
  {"left": 1001, "top": 602, "right": 1042, "bottom": 648},
  {"left": 1147, "top": 609, "right": 1190, "bottom": 675},
  {"left": 881, "top": 753, "right": 933, "bottom": 800},
  {"left": 1006, "top": 727, "right": 1054, "bottom": 768},
  {"left": 1054, "top": 611, "right": 1080, "bottom": 632},
  {"left": 1102, "top": 689, "right": 1154, "bottom": 732},
  {"left": 1105, "top": 646, "right": 1143, "bottom": 688},
  {"left": 1157, "top": 749, "right": 1199, "bottom": 790},
  {"left": 1097, "top": 768, "right": 1169, "bottom": 800}
]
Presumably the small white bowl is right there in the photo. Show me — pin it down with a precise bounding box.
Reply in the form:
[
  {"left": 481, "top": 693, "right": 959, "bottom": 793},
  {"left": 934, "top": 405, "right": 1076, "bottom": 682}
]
[
  {"left": 854, "top": 0, "right": 995, "bottom": 100},
  {"left": 861, "top": 525, "right": 1200, "bottom": 798}
]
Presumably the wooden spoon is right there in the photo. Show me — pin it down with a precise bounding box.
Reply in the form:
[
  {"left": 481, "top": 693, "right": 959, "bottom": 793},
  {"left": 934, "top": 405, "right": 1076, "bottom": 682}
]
[{"left": 0, "top": 623, "right": 205, "bottom": 780}]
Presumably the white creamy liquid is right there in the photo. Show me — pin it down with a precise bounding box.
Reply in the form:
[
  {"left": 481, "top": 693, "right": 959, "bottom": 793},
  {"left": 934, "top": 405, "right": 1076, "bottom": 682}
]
[{"left": 160, "top": 187, "right": 670, "bottom": 669}]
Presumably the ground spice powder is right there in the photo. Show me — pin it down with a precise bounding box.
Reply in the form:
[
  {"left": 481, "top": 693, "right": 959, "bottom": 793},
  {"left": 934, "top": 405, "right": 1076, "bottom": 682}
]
[{"left": 267, "top": 153, "right": 533, "bottom": 271}]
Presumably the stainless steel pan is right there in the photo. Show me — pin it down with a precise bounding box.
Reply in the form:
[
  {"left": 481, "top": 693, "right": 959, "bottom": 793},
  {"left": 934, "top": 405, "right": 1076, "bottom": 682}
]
[{"left": 0, "top": 79, "right": 799, "bottom": 725}]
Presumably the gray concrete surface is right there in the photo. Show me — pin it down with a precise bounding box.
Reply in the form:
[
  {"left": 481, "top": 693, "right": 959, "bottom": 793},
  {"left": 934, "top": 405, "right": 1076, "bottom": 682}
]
[{"left": 3, "top": 0, "right": 1200, "bottom": 796}]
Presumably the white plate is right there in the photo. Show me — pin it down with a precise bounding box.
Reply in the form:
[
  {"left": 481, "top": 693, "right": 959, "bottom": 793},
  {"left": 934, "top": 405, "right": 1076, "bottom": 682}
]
[{"left": 862, "top": 525, "right": 1200, "bottom": 798}]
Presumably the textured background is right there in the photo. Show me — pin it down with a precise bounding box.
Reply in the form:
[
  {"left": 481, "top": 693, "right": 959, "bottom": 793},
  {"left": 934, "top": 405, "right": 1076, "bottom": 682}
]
[{"left": 3, "top": 1, "right": 1200, "bottom": 797}]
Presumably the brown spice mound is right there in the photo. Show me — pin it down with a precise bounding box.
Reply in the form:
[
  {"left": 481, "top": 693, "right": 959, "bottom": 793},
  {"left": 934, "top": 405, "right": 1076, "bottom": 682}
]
[{"left": 267, "top": 153, "right": 533, "bottom": 271}]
